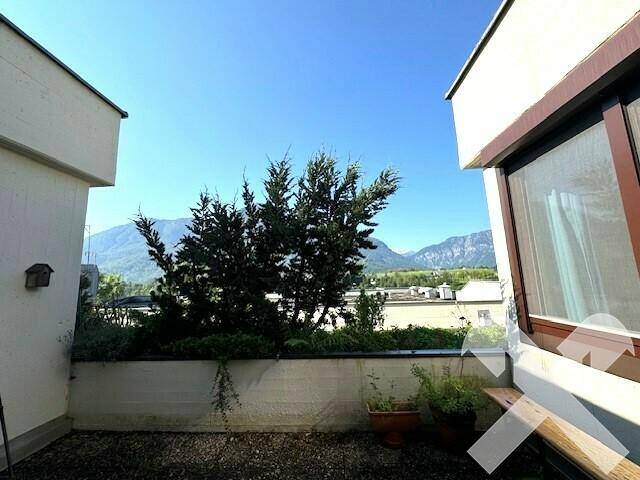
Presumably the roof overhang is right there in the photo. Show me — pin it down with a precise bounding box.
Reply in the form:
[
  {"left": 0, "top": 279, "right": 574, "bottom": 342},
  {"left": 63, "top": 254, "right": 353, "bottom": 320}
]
[
  {"left": 0, "top": 13, "right": 128, "bottom": 118},
  {"left": 444, "top": 0, "right": 514, "bottom": 101}
]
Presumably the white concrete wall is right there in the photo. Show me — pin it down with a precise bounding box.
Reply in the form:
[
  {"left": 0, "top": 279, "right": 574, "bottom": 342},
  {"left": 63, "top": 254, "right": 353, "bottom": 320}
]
[
  {"left": 511, "top": 340, "right": 640, "bottom": 459},
  {"left": 381, "top": 301, "right": 505, "bottom": 329},
  {"left": 0, "top": 23, "right": 122, "bottom": 186},
  {"left": 451, "top": 0, "right": 640, "bottom": 168},
  {"left": 0, "top": 147, "right": 89, "bottom": 444},
  {"left": 69, "top": 356, "right": 510, "bottom": 432},
  {"left": 0, "top": 20, "right": 124, "bottom": 453},
  {"left": 483, "top": 169, "right": 513, "bottom": 300},
  {"left": 455, "top": 281, "right": 502, "bottom": 302}
]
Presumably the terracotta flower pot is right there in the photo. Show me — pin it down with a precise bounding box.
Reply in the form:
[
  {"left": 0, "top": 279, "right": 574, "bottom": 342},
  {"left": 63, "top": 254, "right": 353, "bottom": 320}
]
[
  {"left": 367, "top": 401, "right": 422, "bottom": 448},
  {"left": 430, "top": 407, "right": 477, "bottom": 453}
]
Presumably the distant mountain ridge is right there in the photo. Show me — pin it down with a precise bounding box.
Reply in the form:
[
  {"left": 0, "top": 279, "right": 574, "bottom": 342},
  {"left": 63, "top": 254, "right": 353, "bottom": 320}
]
[
  {"left": 363, "top": 238, "right": 419, "bottom": 272},
  {"left": 410, "top": 230, "right": 495, "bottom": 270},
  {"left": 84, "top": 218, "right": 191, "bottom": 283},
  {"left": 83, "top": 219, "right": 495, "bottom": 282}
]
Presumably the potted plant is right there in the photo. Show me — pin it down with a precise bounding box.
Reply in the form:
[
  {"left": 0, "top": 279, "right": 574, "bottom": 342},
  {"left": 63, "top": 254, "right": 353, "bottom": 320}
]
[
  {"left": 411, "top": 365, "right": 487, "bottom": 452},
  {"left": 366, "top": 373, "right": 421, "bottom": 448}
]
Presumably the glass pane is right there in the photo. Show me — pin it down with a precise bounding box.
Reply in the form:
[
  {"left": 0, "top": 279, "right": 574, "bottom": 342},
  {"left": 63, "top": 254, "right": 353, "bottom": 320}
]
[
  {"left": 625, "top": 96, "right": 640, "bottom": 163},
  {"left": 508, "top": 121, "right": 640, "bottom": 334}
]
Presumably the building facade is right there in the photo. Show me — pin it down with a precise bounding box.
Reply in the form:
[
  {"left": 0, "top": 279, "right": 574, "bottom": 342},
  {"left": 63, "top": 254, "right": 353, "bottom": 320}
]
[
  {"left": 447, "top": 0, "right": 640, "bottom": 460},
  {"left": 0, "top": 15, "right": 125, "bottom": 467}
]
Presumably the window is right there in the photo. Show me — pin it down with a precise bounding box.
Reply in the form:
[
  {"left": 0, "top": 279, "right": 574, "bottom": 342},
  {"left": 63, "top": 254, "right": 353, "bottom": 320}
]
[
  {"left": 508, "top": 119, "right": 640, "bottom": 335},
  {"left": 624, "top": 96, "right": 640, "bottom": 158},
  {"left": 477, "top": 309, "right": 492, "bottom": 326}
]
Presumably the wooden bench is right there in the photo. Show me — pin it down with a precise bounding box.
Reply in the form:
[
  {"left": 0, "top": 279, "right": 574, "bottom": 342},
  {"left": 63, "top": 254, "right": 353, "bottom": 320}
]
[{"left": 484, "top": 388, "right": 640, "bottom": 480}]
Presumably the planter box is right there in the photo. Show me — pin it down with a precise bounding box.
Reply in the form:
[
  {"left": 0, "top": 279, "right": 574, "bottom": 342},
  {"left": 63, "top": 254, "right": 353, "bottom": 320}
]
[
  {"left": 69, "top": 354, "right": 510, "bottom": 432},
  {"left": 368, "top": 401, "right": 422, "bottom": 448}
]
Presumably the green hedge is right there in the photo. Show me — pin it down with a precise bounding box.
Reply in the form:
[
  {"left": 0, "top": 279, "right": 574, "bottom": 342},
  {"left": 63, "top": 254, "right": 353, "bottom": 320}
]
[
  {"left": 72, "top": 324, "right": 505, "bottom": 362},
  {"left": 171, "top": 334, "right": 276, "bottom": 360},
  {"left": 71, "top": 325, "right": 137, "bottom": 362}
]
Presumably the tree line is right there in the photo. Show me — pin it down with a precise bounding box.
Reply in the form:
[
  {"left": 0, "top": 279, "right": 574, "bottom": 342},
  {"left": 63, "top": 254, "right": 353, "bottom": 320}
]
[{"left": 365, "top": 268, "right": 498, "bottom": 290}]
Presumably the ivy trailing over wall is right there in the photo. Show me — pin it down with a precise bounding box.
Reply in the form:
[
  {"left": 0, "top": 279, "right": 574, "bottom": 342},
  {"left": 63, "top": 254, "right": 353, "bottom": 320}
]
[{"left": 211, "top": 359, "right": 239, "bottom": 425}]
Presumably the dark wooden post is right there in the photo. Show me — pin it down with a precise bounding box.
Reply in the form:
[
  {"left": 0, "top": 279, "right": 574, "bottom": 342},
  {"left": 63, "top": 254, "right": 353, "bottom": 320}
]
[{"left": 0, "top": 394, "right": 13, "bottom": 478}]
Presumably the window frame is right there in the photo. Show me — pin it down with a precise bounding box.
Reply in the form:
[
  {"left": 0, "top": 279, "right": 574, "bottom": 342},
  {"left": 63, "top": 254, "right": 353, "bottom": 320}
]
[{"left": 498, "top": 88, "right": 640, "bottom": 363}]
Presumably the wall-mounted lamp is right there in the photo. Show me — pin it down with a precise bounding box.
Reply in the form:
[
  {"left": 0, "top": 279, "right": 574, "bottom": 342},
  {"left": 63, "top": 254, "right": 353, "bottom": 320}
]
[{"left": 25, "top": 263, "right": 54, "bottom": 288}]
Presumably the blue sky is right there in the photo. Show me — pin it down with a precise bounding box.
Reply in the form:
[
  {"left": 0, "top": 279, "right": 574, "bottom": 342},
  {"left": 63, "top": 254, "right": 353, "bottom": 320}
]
[{"left": 2, "top": 0, "right": 500, "bottom": 252}]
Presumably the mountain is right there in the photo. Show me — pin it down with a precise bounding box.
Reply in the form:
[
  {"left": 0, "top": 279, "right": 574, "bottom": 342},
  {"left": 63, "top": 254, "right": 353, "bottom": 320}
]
[
  {"left": 83, "top": 220, "right": 495, "bottom": 282},
  {"left": 362, "top": 239, "right": 420, "bottom": 272},
  {"left": 84, "top": 218, "right": 190, "bottom": 283},
  {"left": 409, "top": 230, "right": 496, "bottom": 269}
]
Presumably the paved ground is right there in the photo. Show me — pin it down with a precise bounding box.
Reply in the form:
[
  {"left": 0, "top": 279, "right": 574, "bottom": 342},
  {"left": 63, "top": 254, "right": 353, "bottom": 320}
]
[{"left": 12, "top": 431, "right": 541, "bottom": 479}]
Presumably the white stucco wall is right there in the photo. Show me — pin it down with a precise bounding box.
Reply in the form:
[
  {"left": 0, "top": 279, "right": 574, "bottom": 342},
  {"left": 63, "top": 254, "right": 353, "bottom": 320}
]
[
  {"left": 0, "top": 147, "right": 89, "bottom": 444},
  {"left": 482, "top": 169, "right": 512, "bottom": 294},
  {"left": 450, "top": 0, "right": 640, "bottom": 168},
  {"left": 69, "top": 356, "right": 510, "bottom": 432},
  {"left": 0, "top": 18, "right": 124, "bottom": 455},
  {"left": 0, "top": 22, "right": 122, "bottom": 186}
]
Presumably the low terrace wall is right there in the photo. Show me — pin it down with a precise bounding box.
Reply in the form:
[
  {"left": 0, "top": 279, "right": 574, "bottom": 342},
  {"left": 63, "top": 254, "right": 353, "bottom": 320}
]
[{"left": 69, "top": 351, "right": 510, "bottom": 432}]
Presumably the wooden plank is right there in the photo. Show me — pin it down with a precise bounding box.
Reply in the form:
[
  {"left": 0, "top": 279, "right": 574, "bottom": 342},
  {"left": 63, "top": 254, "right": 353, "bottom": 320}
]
[{"left": 484, "top": 388, "right": 640, "bottom": 480}]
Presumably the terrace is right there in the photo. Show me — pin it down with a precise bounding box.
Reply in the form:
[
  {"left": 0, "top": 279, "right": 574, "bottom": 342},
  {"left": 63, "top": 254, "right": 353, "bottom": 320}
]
[
  {"left": 3, "top": 2, "right": 640, "bottom": 480},
  {"left": 10, "top": 431, "right": 538, "bottom": 480}
]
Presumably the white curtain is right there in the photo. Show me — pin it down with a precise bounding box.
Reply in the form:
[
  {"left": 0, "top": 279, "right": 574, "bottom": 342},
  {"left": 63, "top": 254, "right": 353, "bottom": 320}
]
[{"left": 545, "top": 189, "right": 608, "bottom": 323}]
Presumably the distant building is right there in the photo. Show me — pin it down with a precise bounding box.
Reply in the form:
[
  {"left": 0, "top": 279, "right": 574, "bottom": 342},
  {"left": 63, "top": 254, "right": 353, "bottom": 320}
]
[
  {"left": 437, "top": 282, "right": 454, "bottom": 300},
  {"left": 455, "top": 280, "right": 502, "bottom": 302},
  {"left": 419, "top": 286, "right": 438, "bottom": 299},
  {"left": 342, "top": 281, "right": 505, "bottom": 330}
]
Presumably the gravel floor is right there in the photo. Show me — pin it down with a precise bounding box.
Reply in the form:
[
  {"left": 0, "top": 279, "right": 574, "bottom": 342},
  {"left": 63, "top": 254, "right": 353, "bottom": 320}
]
[{"left": 12, "top": 431, "right": 542, "bottom": 480}]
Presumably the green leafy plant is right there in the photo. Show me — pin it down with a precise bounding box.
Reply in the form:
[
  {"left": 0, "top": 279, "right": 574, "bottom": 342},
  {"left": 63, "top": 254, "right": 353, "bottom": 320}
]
[
  {"left": 171, "top": 334, "right": 275, "bottom": 360},
  {"left": 366, "top": 371, "right": 416, "bottom": 412},
  {"left": 212, "top": 359, "right": 239, "bottom": 426},
  {"left": 77, "top": 273, "right": 92, "bottom": 316},
  {"left": 96, "top": 273, "right": 127, "bottom": 304},
  {"left": 410, "top": 365, "right": 487, "bottom": 417},
  {"left": 367, "top": 372, "right": 396, "bottom": 412},
  {"left": 72, "top": 325, "right": 137, "bottom": 362},
  {"left": 283, "top": 325, "right": 472, "bottom": 354},
  {"left": 464, "top": 324, "right": 506, "bottom": 348},
  {"left": 72, "top": 325, "right": 505, "bottom": 361},
  {"left": 345, "top": 288, "right": 386, "bottom": 333},
  {"left": 171, "top": 334, "right": 275, "bottom": 425}
]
